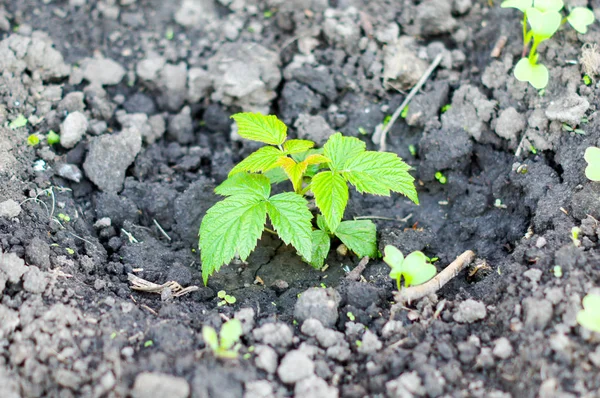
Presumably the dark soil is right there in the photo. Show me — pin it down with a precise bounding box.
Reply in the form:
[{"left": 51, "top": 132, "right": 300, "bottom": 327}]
[{"left": 1, "top": 1, "right": 600, "bottom": 397}]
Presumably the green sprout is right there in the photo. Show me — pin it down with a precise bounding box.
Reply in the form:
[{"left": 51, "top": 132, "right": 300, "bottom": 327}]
[
  {"left": 217, "top": 290, "right": 237, "bottom": 306},
  {"left": 502, "top": 0, "right": 595, "bottom": 89},
  {"left": 9, "top": 114, "right": 28, "bottom": 130},
  {"left": 571, "top": 226, "right": 581, "bottom": 246},
  {"left": 435, "top": 171, "right": 447, "bottom": 184},
  {"left": 440, "top": 104, "right": 452, "bottom": 113},
  {"left": 165, "top": 27, "right": 174, "bottom": 40},
  {"left": 65, "top": 248, "right": 75, "bottom": 255},
  {"left": 383, "top": 245, "right": 437, "bottom": 290},
  {"left": 355, "top": 340, "right": 362, "bottom": 347},
  {"left": 58, "top": 213, "right": 71, "bottom": 222},
  {"left": 383, "top": 115, "right": 392, "bottom": 126},
  {"left": 144, "top": 340, "right": 154, "bottom": 347},
  {"left": 553, "top": 265, "right": 562, "bottom": 278},
  {"left": 47, "top": 130, "right": 60, "bottom": 145},
  {"left": 577, "top": 294, "right": 600, "bottom": 333},
  {"left": 583, "top": 75, "right": 592, "bottom": 86},
  {"left": 400, "top": 106, "right": 409, "bottom": 119},
  {"left": 198, "top": 113, "right": 418, "bottom": 284},
  {"left": 347, "top": 311, "right": 356, "bottom": 321},
  {"left": 27, "top": 134, "right": 40, "bottom": 147},
  {"left": 584, "top": 146, "right": 600, "bottom": 181},
  {"left": 263, "top": 10, "right": 273, "bottom": 18},
  {"left": 358, "top": 126, "right": 368, "bottom": 135},
  {"left": 202, "top": 319, "right": 243, "bottom": 358},
  {"left": 408, "top": 145, "right": 417, "bottom": 157}
]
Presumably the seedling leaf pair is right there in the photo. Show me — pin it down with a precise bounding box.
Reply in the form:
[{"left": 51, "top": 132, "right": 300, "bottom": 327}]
[
  {"left": 584, "top": 146, "right": 600, "bottom": 181},
  {"left": 199, "top": 113, "right": 418, "bottom": 283},
  {"left": 383, "top": 245, "right": 436, "bottom": 290},
  {"left": 202, "top": 319, "right": 243, "bottom": 358},
  {"left": 577, "top": 294, "right": 600, "bottom": 333}
]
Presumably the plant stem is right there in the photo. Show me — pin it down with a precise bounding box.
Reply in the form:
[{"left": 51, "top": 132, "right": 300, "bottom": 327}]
[
  {"left": 396, "top": 276, "right": 402, "bottom": 292},
  {"left": 264, "top": 227, "right": 277, "bottom": 235},
  {"left": 528, "top": 38, "right": 541, "bottom": 63}
]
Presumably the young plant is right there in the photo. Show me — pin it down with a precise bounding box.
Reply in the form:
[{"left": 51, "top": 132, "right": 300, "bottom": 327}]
[
  {"left": 199, "top": 112, "right": 418, "bottom": 284},
  {"left": 217, "top": 290, "right": 237, "bottom": 306},
  {"left": 584, "top": 146, "right": 600, "bottom": 181},
  {"left": 577, "top": 293, "right": 600, "bottom": 333},
  {"left": 502, "top": 0, "right": 595, "bottom": 89},
  {"left": 383, "top": 245, "right": 437, "bottom": 290},
  {"left": 202, "top": 318, "right": 243, "bottom": 358}
]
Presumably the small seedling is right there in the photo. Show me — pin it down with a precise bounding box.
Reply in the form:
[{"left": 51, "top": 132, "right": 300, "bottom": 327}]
[
  {"left": 553, "top": 265, "right": 562, "bottom": 278},
  {"left": 408, "top": 145, "right": 417, "bottom": 157},
  {"left": 58, "top": 213, "right": 71, "bottom": 222},
  {"left": 199, "top": 113, "right": 418, "bottom": 284},
  {"left": 144, "top": 340, "right": 154, "bottom": 347},
  {"left": 577, "top": 294, "right": 600, "bottom": 333},
  {"left": 440, "top": 104, "right": 452, "bottom": 113},
  {"left": 9, "top": 114, "right": 27, "bottom": 130},
  {"left": 584, "top": 146, "right": 600, "bottom": 181},
  {"left": 47, "top": 130, "right": 60, "bottom": 145},
  {"left": 217, "top": 290, "right": 236, "bottom": 306},
  {"left": 27, "top": 134, "right": 40, "bottom": 146},
  {"left": 347, "top": 311, "right": 356, "bottom": 321},
  {"left": 583, "top": 75, "right": 592, "bottom": 86},
  {"left": 358, "top": 126, "right": 368, "bottom": 135},
  {"left": 571, "top": 226, "right": 581, "bottom": 247},
  {"left": 165, "top": 27, "right": 174, "bottom": 40},
  {"left": 400, "top": 106, "right": 409, "bottom": 119},
  {"left": 263, "top": 10, "right": 273, "bottom": 18},
  {"left": 65, "top": 248, "right": 75, "bottom": 255},
  {"left": 435, "top": 171, "right": 447, "bottom": 184},
  {"left": 202, "top": 319, "right": 243, "bottom": 358},
  {"left": 502, "top": 0, "right": 595, "bottom": 89},
  {"left": 383, "top": 115, "right": 392, "bottom": 126},
  {"left": 383, "top": 245, "right": 437, "bottom": 290}
]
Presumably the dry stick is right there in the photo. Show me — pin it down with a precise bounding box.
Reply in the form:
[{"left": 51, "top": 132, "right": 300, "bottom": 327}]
[
  {"left": 394, "top": 250, "right": 475, "bottom": 304},
  {"left": 345, "top": 256, "right": 370, "bottom": 281},
  {"left": 491, "top": 36, "right": 508, "bottom": 58},
  {"left": 153, "top": 219, "right": 172, "bottom": 241},
  {"left": 378, "top": 53, "right": 444, "bottom": 152}
]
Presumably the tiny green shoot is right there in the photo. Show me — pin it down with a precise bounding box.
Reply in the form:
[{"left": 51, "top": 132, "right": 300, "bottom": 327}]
[
  {"left": 553, "top": 265, "right": 562, "bottom": 278},
  {"left": 58, "top": 213, "right": 71, "bottom": 222},
  {"left": 263, "top": 10, "right": 273, "bottom": 18},
  {"left": 584, "top": 146, "right": 600, "bottom": 181},
  {"left": 408, "top": 145, "right": 417, "bottom": 157},
  {"left": 440, "top": 104, "right": 452, "bottom": 113},
  {"left": 110, "top": 332, "right": 117, "bottom": 339},
  {"left": 165, "top": 27, "right": 174, "bottom": 40},
  {"left": 347, "top": 311, "right": 356, "bottom": 321},
  {"left": 435, "top": 171, "right": 447, "bottom": 184},
  {"left": 571, "top": 226, "right": 581, "bottom": 247},
  {"left": 358, "top": 126, "right": 368, "bottom": 135},
  {"left": 383, "top": 115, "right": 392, "bottom": 126},
  {"left": 400, "top": 106, "right": 409, "bottom": 119},
  {"left": 583, "top": 75, "right": 592, "bottom": 86},
  {"left": 9, "top": 114, "right": 28, "bottom": 130},
  {"left": 502, "top": 0, "right": 595, "bottom": 89},
  {"left": 355, "top": 340, "right": 362, "bottom": 347},
  {"left": 383, "top": 245, "right": 437, "bottom": 291},
  {"left": 65, "top": 248, "right": 75, "bottom": 255},
  {"left": 202, "top": 319, "right": 243, "bottom": 359},
  {"left": 47, "top": 130, "right": 60, "bottom": 145},
  {"left": 144, "top": 340, "right": 154, "bottom": 347},
  {"left": 217, "top": 290, "right": 237, "bottom": 306},
  {"left": 27, "top": 134, "right": 40, "bottom": 146},
  {"left": 577, "top": 294, "right": 600, "bottom": 333}
]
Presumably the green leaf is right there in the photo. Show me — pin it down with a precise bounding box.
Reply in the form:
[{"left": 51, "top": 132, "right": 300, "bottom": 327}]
[
  {"left": 199, "top": 195, "right": 268, "bottom": 284},
  {"left": 27, "top": 134, "right": 40, "bottom": 146},
  {"left": 311, "top": 171, "right": 349, "bottom": 233},
  {"left": 526, "top": 8, "right": 561, "bottom": 40},
  {"left": 215, "top": 173, "right": 271, "bottom": 198},
  {"left": 277, "top": 157, "right": 308, "bottom": 192},
  {"left": 284, "top": 139, "right": 315, "bottom": 154},
  {"left": 47, "top": 130, "right": 60, "bottom": 145},
  {"left": 584, "top": 146, "right": 600, "bottom": 182},
  {"left": 577, "top": 294, "right": 600, "bottom": 333},
  {"left": 342, "top": 151, "right": 418, "bottom": 204},
  {"left": 202, "top": 326, "right": 219, "bottom": 352},
  {"left": 501, "top": 0, "right": 532, "bottom": 12},
  {"left": 334, "top": 220, "right": 378, "bottom": 258},
  {"left": 9, "top": 114, "right": 27, "bottom": 130},
  {"left": 231, "top": 112, "right": 287, "bottom": 145},
  {"left": 383, "top": 246, "right": 437, "bottom": 287},
  {"left": 533, "top": 0, "right": 563, "bottom": 12},
  {"left": 514, "top": 57, "right": 549, "bottom": 89},
  {"left": 323, "top": 133, "right": 366, "bottom": 170},
  {"left": 267, "top": 192, "right": 313, "bottom": 261},
  {"left": 229, "top": 146, "right": 284, "bottom": 175},
  {"left": 567, "top": 7, "right": 595, "bottom": 34},
  {"left": 316, "top": 214, "right": 330, "bottom": 234},
  {"left": 264, "top": 167, "right": 288, "bottom": 184},
  {"left": 383, "top": 245, "right": 404, "bottom": 280},
  {"left": 305, "top": 229, "right": 330, "bottom": 269},
  {"left": 220, "top": 319, "right": 243, "bottom": 350}
]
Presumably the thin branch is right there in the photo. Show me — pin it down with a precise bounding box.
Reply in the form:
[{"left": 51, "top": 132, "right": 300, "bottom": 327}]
[
  {"left": 378, "top": 53, "right": 444, "bottom": 152},
  {"left": 393, "top": 250, "right": 476, "bottom": 304},
  {"left": 345, "top": 256, "right": 370, "bottom": 281}
]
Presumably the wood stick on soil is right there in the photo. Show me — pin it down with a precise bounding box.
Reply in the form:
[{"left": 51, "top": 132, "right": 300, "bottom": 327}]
[
  {"left": 345, "top": 256, "right": 370, "bottom": 281},
  {"left": 490, "top": 36, "right": 508, "bottom": 58},
  {"left": 394, "top": 250, "right": 476, "bottom": 304},
  {"left": 378, "top": 53, "right": 443, "bottom": 152}
]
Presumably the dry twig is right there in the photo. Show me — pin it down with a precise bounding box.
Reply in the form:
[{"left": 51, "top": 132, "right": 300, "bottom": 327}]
[
  {"left": 393, "top": 250, "right": 476, "bottom": 304},
  {"left": 345, "top": 256, "right": 370, "bottom": 281},
  {"left": 128, "top": 273, "right": 199, "bottom": 298},
  {"left": 378, "top": 53, "right": 443, "bottom": 152}
]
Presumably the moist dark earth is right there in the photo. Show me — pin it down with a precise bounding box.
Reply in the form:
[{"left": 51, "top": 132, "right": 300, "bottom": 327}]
[{"left": 1, "top": 0, "right": 600, "bottom": 397}]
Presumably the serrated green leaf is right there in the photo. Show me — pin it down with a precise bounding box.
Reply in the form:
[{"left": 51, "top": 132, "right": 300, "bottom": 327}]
[
  {"left": 533, "top": 0, "right": 563, "bottom": 12},
  {"left": 577, "top": 294, "right": 600, "bottom": 333},
  {"left": 265, "top": 167, "right": 289, "bottom": 184},
  {"left": 215, "top": 173, "right": 271, "bottom": 198},
  {"left": 199, "top": 196, "right": 268, "bottom": 284},
  {"left": 305, "top": 229, "right": 330, "bottom": 269},
  {"left": 229, "top": 146, "right": 284, "bottom": 175},
  {"left": 311, "top": 171, "right": 348, "bottom": 233},
  {"left": 284, "top": 139, "right": 315, "bottom": 154},
  {"left": 277, "top": 157, "right": 308, "bottom": 192},
  {"left": 526, "top": 8, "right": 561, "bottom": 40},
  {"left": 501, "top": 0, "right": 532, "bottom": 12},
  {"left": 267, "top": 192, "right": 313, "bottom": 261},
  {"left": 567, "top": 7, "right": 595, "bottom": 34},
  {"left": 220, "top": 319, "right": 243, "bottom": 350},
  {"left": 292, "top": 148, "right": 324, "bottom": 162},
  {"left": 323, "top": 133, "right": 366, "bottom": 170},
  {"left": 342, "top": 151, "right": 418, "bottom": 204},
  {"left": 202, "top": 326, "right": 219, "bottom": 352},
  {"left": 334, "top": 220, "right": 378, "bottom": 258},
  {"left": 231, "top": 112, "right": 287, "bottom": 145},
  {"left": 305, "top": 154, "right": 330, "bottom": 165}
]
